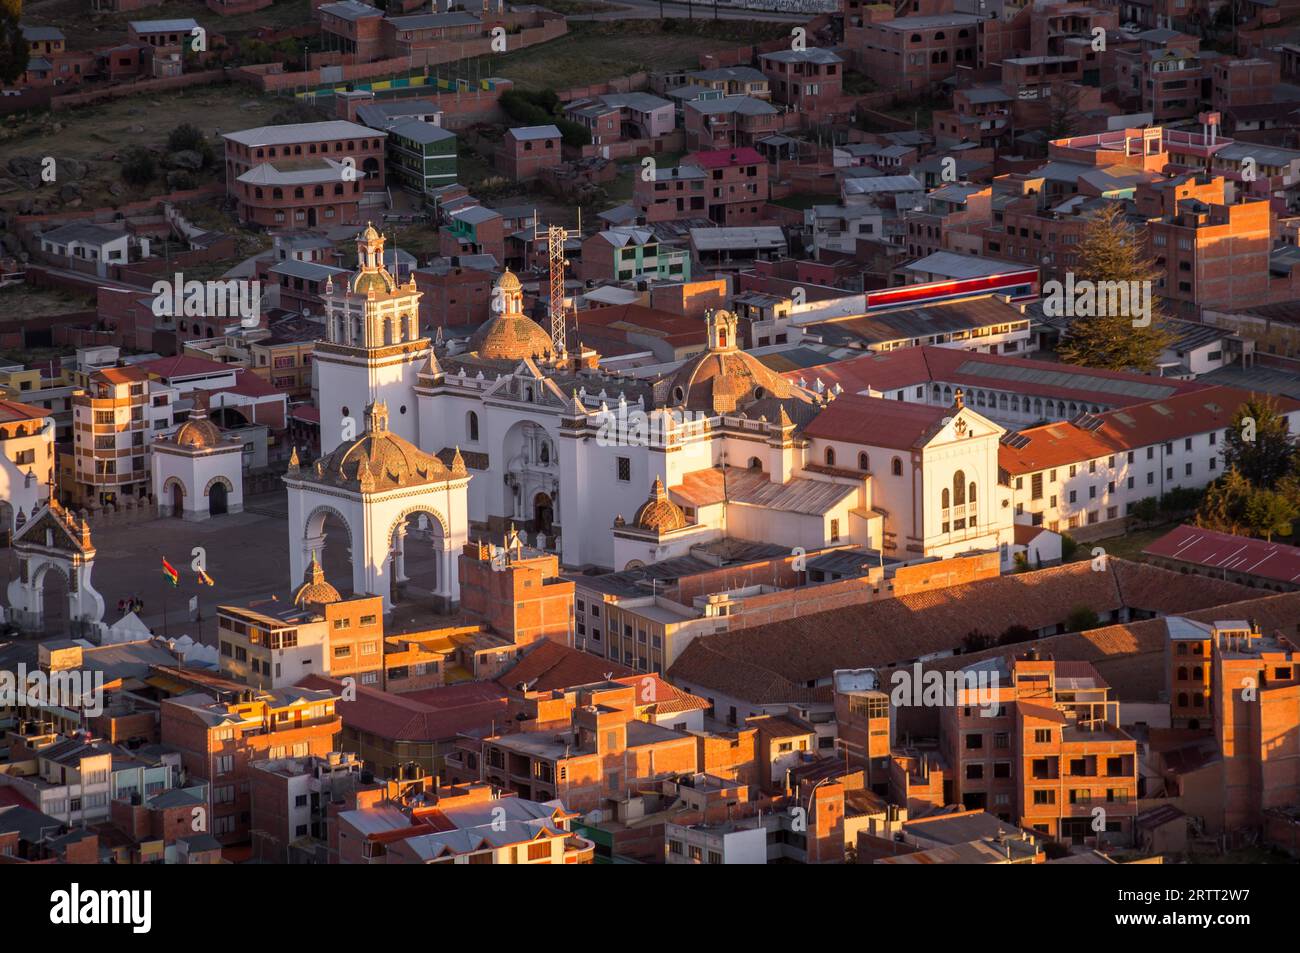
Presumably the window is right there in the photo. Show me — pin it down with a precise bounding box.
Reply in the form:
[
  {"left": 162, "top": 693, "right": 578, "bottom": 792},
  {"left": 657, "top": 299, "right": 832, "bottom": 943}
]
[
  {"left": 1033, "top": 729, "right": 1052, "bottom": 744},
  {"left": 467, "top": 411, "right": 479, "bottom": 442},
  {"left": 824, "top": 446, "right": 836, "bottom": 467},
  {"left": 617, "top": 457, "right": 630, "bottom": 482},
  {"left": 858, "top": 452, "right": 869, "bottom": 471},
  {"left": 829, "top": 519, "right": 840, "bottom": 543},
  {"left": 891, "top": 457, "right": 902, "bottom": 476}
]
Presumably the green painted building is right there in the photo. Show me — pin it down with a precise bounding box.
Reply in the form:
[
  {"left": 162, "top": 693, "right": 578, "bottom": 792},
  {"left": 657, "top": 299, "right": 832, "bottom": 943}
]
[{"left": 386, "top": 119, "right": 457, "bottom": 196}]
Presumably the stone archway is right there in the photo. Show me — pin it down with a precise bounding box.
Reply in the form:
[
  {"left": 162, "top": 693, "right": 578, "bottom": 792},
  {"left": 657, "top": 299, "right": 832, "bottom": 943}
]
[
  {"left": 302, "top": 504, "right": 355, "bottom": 597},
  {"left": 161, "top": 476, "right": 187, "bottom": 519},
  {"left": 205, "top": 475, "right": 234, "bottom": 518},
  {"left": 386, "top": 505, "right": 452, "bottom": 612},
  {"left": 33, "top": 561, "right": 70, "bottom": 636}
]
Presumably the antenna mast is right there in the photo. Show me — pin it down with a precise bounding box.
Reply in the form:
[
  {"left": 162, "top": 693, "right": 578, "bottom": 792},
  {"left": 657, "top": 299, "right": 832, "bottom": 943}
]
[{"left": 547, "top": 223, "right": 569, "bottom": 358}]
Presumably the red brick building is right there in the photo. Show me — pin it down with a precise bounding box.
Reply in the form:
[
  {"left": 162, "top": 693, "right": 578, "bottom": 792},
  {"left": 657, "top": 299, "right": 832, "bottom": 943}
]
[
  {"left": 223, "top": 120, "right": 385, "bottom": 229},
  {"left": 160, "top": 674, "right": 342, "bottom": 845},
  {"left": 497, "top": 125, "right": 563, "bottom": 182}
]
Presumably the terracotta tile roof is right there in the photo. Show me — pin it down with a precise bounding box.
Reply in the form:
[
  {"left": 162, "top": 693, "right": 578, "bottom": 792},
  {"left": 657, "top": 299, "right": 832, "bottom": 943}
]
[
  {"left": 95, "top": 366, "right": 150, "bottom": 385},
  {"left": 137, "top": 355, "right": 232, "bottom": 379},
  {"left": 1000, "top": 386, "right": 1300, "bottom": 476},
  {"left": 0, "top": 400, "right": 52, "bottom": 423},
  {"left": 612, "top": 674, "right": 710, "bottom": 715},
  {"left": 917, "top": 589, "right": 1300, "bottom": 705},
  {"left": 668, "top": 641, "right": 831, "bottom": 706},
  {"left": 497, "top": 640, "right": 633, "bottom": 694},
  {"left": 665, "top": 560, "right": 1256, "bottom": 704},
  {"left": 998, "top": 420, "right": 1117, "bottom": 474},
  {"left": 798, "top": 392, "right": 957, "bottom": 451},
  {"left": 298, "top": 674, "right": 507, "bottom": 741},
  {"left": 1142, "top": 524, "right": 1300, "bottom": 586}
]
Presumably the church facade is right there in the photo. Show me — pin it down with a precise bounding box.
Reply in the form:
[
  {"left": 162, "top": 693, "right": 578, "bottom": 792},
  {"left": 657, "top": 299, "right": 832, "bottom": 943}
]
[{"left": 298, "top": 229, "right": 1016, "bottom": 585}]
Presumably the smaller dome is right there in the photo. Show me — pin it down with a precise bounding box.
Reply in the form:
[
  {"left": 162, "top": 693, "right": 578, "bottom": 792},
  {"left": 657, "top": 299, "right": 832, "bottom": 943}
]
[
  {"left": 633, "top": 477, "right": 687, "bottom": 533},
  {"left": 495, "top": 269, "right": 522, "bottom": 294},
  {"left": 173, "top": 412, "right": 223, "bottom": 449},
  {"left": 360, "top": 224, "right": 381, "bottom": 242},
  {"left": 294, "top": 552, "right": 340, "bottom": 609}
]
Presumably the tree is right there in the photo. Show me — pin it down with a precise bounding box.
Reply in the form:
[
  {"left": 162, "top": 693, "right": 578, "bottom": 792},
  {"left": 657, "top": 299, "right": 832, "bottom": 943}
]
[
  {"left": 167, "top": 123, "right": 214, "bottom": 169},
  {"left": 120, "top": 147, "right": 157, "bottom": 187},
  {"left": 961, "top": 630, "right": 995, "bottom": 653},
  {"left": 1131, "top": 496, "right": 1160, "bottom": 527},
  {"left": 1243, "top": 488, "right": 1298, "bottom": 542},
  {"left": 1065, "top": 606, "right": 1101, "bottom": 632},
  {"left": 1056, "top": 203, "right": 1174, "bottom": 372},
  {"left": 1195, "top": 467, "right": 1254, "bottom": 535},
  {"left": 0, "top": 0, "right": 25, "bottom": 88},
  {"left": 1222, "top": 396, "right": 1296, "bottom": 487},
  {"left": 999, "top": 624, "right": 1035, "bottom": 646},
  {"left": 1047, "top": 82, "right": 1084, "bottom": 139}
]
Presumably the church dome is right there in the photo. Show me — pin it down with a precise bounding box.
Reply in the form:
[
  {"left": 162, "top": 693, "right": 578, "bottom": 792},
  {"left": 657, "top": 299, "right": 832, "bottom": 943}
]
[
  {"left": 633, "top": 477, "right": 687, "bottom": 533},
  {"left": 309, "top": 401, "right": 452, "bottom": 492},
  {"left": 172, "top": 410, "right": 224, "bottom": 449},
  {"left": 470, "top": 313, "right": 553, "bottom": 361},
  {"left": 662, "top": 309, "right": 804, "bottom": 414},
  {"left": 360, "top": 224, "right": 381, "bottom": 242},
  {"left": 294, "top": 552, "right": 340, "bottom": 609}
]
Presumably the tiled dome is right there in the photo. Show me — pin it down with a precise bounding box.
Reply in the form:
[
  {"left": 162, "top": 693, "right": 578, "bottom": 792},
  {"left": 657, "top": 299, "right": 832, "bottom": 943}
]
[{"left": 633, "top": 477, "right": 687, "bottom": 533}]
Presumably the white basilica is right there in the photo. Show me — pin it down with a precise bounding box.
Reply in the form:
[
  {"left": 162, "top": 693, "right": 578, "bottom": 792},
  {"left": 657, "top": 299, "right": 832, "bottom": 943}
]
[{"left": 294, "top": 227, "right": 1017, "bottom": 598}]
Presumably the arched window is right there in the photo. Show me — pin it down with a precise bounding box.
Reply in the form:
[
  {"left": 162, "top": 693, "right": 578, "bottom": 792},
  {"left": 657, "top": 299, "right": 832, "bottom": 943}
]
[
  {"left": 272, "top": 188, "right": 283, "bottom": 200},
  {"left": 953, "top": 470, "right": 966, "bottom": 506},
  {"left": 1193, "top": 693, "right": 1204, "bottom": 708},
  {"left": 1177, "top": 692, "right": 1189, "bottom": 707},
  {"left": 1192, "top": 666, "right": 1202, "bottom": 680},
  {"left": 314, "top": 185, "right": 324, "bottom": 197},
  {"left": 825, "top": 447, "right": 836, "bottom": 467},
  {"left": 891, "top": 457, "right": 902, "bottom": 476},
  {"left": 748, "top": 457, "right": 762, "bottom": 470},
  {"left": 942, "top": 487, "right": 950, "bottom": 509},
  {"left": 540, "top": 442, "right": 550, "bottom": 465},
  {"left": 1177, "top": 667, "right": 1188, "bottom": 680},
  {"left": 858, "top": 452, "right": 869, "bottom": 471},
  {"left": 294, "top": 187, "right": 304, "bottom": 199},
  {"left": 969, "top": 482, "right": 977, "bottom": 503},
  {"left": 467, "top": 411, "right": 479, "bottom": 442}
]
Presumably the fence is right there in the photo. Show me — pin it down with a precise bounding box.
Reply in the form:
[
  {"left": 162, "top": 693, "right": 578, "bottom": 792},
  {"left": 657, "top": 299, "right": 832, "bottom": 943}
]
[{"left": 48, "top": 71, "right": 228, "bottom": 111}]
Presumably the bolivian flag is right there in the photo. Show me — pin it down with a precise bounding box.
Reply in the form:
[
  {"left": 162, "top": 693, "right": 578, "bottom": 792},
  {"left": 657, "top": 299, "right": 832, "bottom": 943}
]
[
  {"left": 197, "top": 568, "right": 215, "bottom": 587},
  {"left": 162, "top": 558, "right": 179, "bottom": 587}
]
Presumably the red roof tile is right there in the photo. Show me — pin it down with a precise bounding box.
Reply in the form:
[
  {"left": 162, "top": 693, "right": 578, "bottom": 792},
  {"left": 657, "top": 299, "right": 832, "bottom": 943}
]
[
  {"left": 497, "top": 640, "right": 633, "bottom": 694},
  {"left": 799, "top": 392, "right": 955, "bottom": 450},
  {"left": 297, "top": 674, "right": 508, "bottom": 741},
  {"left": 137, "top": 355, "right": 234, "bottom": 379},
  {"left": 0, "top": 400, "right": 52, "bottom": 423},
  {"left": 1000, "top": 386, "right": 1299, "bottom": 475}
]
